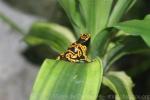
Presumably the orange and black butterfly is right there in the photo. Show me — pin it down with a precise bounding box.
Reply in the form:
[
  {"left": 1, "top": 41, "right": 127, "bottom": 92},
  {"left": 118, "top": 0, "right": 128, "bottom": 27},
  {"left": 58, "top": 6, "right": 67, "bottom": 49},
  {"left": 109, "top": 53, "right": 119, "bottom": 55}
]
[{"left": 57, "top": 34, "right": 91, "bottom": 63}]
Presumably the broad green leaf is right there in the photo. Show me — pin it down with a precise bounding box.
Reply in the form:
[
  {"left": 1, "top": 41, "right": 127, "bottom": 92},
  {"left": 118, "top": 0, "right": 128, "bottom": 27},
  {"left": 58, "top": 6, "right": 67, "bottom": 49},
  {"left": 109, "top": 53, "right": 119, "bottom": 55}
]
[
  {"left": 108, "top": 0, "right": 136, "bottom": 26},
  {"left": 90, "top": 29, "right": 111, "bottom": 58},
  {"left": 103, "top": 71, "right": 135, "bottom": 100},
  {"left": 79, "top": 0, "right": 113, "bottom": 36},
  {"left": 24, "top": 22, "right": 76, "bottom": 53},
  {"left": 103, "top": 36, "right": 149, "bottom": 71},
  {"left": 58, "top": 0, "right": 113, "bottom": 36},
  {"left": 58, "top": 0, "right": 85, "bottom": 35},
  {"left": 30, "top": 58, "right": 103, "bottom": 100},
  {"left": 113, "top": 19, "right": 150, "bottom": 47}
]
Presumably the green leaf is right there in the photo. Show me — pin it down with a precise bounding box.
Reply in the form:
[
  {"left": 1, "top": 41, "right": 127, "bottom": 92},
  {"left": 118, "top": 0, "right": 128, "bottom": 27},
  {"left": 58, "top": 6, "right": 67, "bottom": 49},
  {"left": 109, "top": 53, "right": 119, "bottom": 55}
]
[
  {"left": 103, "top": 71, "right": 135, "bottom": 100},
  {"left": 113, "top": 19, "right": 150, "bottom": 47},
  {"left": 79, "top": 0, "right": 113, "bottom": 35},
  {"left": 58, "top": 0, "right": 114, "bottom": 36},
  {"left": 90, "top": 29, "right": 111, "bottom": 58},
  {"left": 58, "top": 0, "right": 85, "bottom": 35},
  {"left": 24, "top": 22, "right": 76, "bottom": 53},
  {"left": 103, "top": 36, "right": 149, "bottom": 71},
  {"left": 108, "top": 0, "right": 136, "bottom": 26},
  {"left": 30, "top": 58, "right": 103, "bottom": 100}
]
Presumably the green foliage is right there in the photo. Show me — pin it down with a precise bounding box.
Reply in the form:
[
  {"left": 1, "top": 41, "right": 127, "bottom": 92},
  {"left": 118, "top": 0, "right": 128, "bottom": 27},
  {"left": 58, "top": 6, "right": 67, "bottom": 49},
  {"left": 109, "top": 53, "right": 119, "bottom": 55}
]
[
  {"left": 78, "top": 0, "right": 113, "bottom": 36},
  {"left": 58, "top": 0, "right": 84, "bottom": 36},
  {"left": 113, "top": 19, "right": 150, "bottom": 47},
  {"left": 30, "top": 58, "right": 103, "bottom": 100},
  {"left": 108, "top": 0, "right": 136, "bottom": 26},
  {"left": 58, "top": 0, "right": 136, "bottom": 37},
  {"left": 103, "top": 36, "right": 150, "bottom": 70},
  {"left": 103, "top": 71, "right": 135, "bottom": 100},
  {"left": 21, "top": 0, "right": 150, "bottom": 100},
  {"left": 90, "top": 30, "right": 111, "bottom": 58},
  {"left": 24, "top": 22, "right": 76, "bottom": 53}
]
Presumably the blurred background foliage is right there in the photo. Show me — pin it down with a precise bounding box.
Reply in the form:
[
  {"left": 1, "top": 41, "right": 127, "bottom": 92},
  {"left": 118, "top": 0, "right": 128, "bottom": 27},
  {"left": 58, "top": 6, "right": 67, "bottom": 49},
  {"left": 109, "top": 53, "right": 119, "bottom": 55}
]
[
  {"left": 2, "top": 0, "right": 150, "bottom": 99},
  {"left": 4, "top": 0, "right": 150, "bottom": 20},
  {"left": 4, "top": 0, "right": 71, "bottom": 26}
]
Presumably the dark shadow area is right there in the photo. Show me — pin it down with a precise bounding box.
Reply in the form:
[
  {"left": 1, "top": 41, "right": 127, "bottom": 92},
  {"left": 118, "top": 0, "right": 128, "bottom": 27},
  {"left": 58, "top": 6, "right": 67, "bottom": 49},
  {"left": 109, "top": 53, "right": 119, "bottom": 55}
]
[{"left": 22, "top": 44, "right": 59, "bottom": 66}]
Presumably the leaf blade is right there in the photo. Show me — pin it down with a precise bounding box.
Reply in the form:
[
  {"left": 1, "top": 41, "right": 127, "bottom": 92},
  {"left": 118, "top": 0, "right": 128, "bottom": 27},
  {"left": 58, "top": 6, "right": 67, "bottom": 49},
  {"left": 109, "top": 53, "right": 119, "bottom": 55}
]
[
  {"left": 58, "top": 0, "right": 85, "bottom": 35},
  {"left": 103, "top": 36, "right": 149, "bottom": 70},
  {"left": 113, "top": 19, "right": 150, "bottom": 47},
  {"left": 24, "top": 22, "right": 76, "bottom": 53},
  {"left": 108, "top": 0, "right": 136, "bottom": 26},
  {"left": 79, "top": 0, "right": 113, "bottom": 35},
  {"left": 90, "top": 29, "right": 111, "bottom": 58},
  {"left": 30, "top": 58, "right": 103, "bottom": 100},
  {"left": 103, "top": 71, "right": 135, "bottom": 100}
]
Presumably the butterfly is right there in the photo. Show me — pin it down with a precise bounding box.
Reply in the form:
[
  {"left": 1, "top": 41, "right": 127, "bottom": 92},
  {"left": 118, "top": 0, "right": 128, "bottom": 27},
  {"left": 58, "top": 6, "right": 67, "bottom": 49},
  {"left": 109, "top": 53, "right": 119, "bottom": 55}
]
[{"left": 57, "top": 34, "right": 91, "bottom": 63}]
